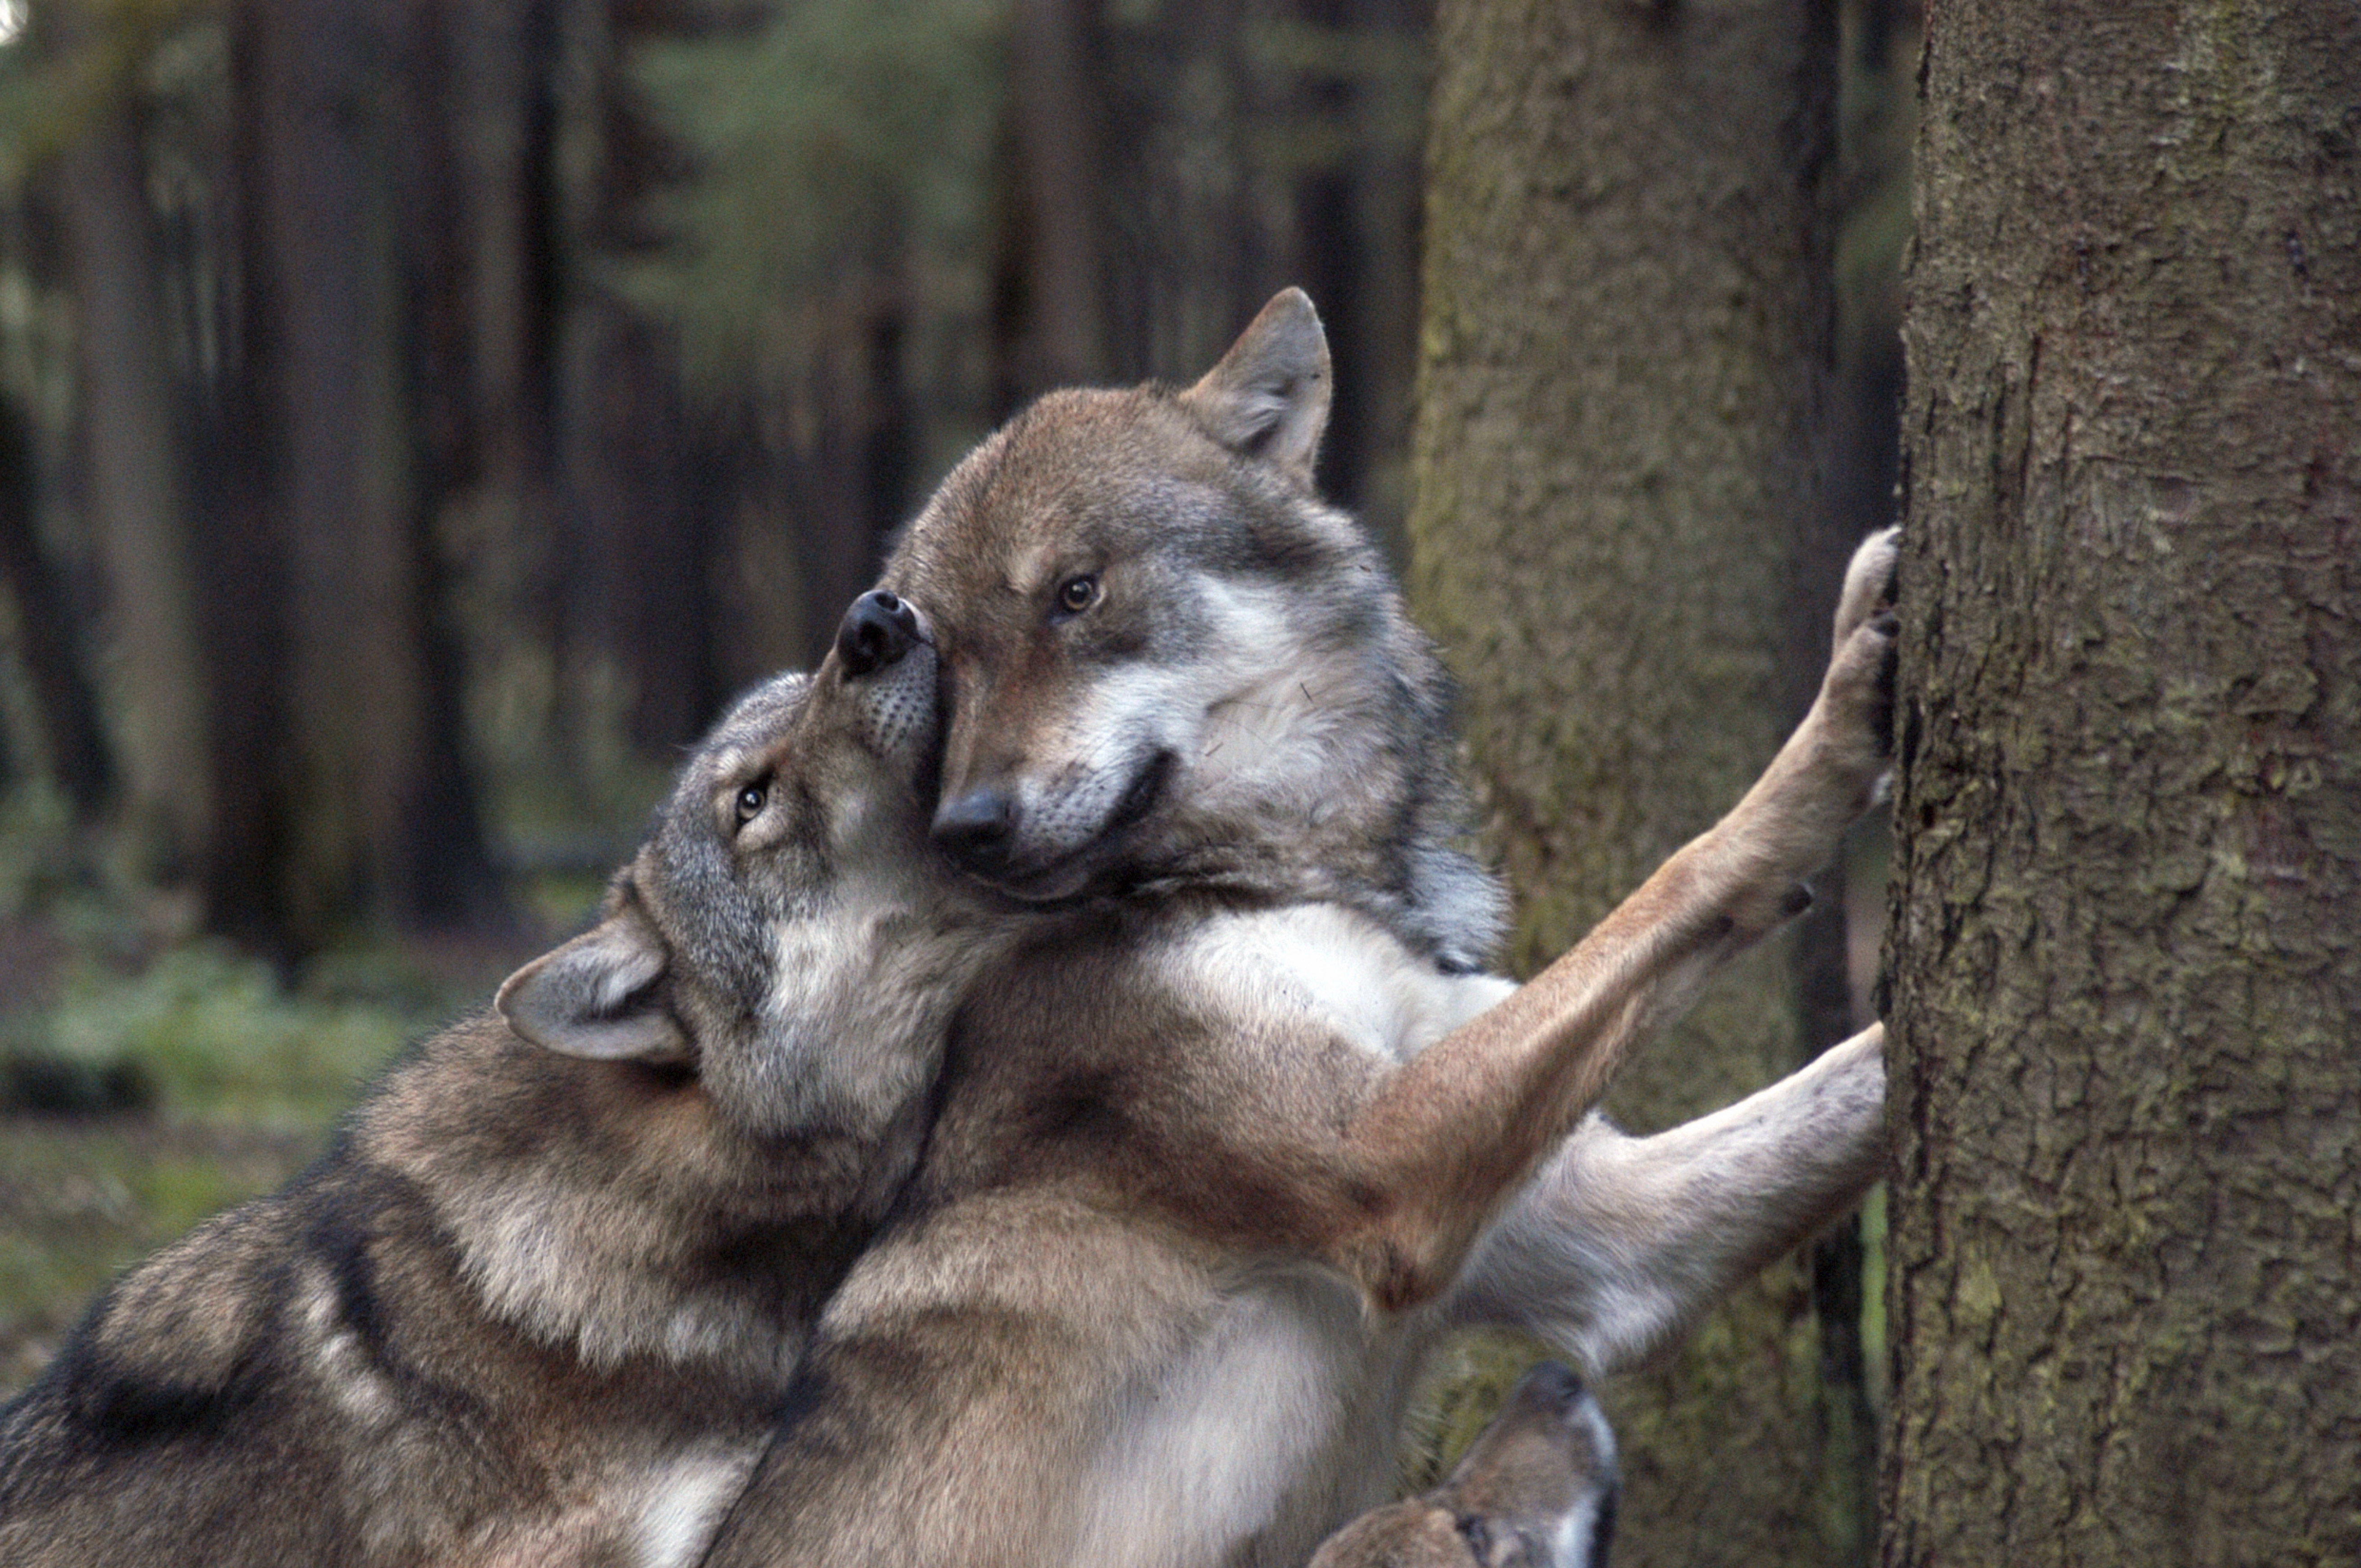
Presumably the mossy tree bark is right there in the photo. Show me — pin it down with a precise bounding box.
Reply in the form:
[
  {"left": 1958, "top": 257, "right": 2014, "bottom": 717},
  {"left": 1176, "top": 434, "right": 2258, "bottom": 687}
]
[
  {"left": 1409, "top": 2, "right": 1867, "bottom": 1564},
  {"left": 1882, "top": 4, "right": 2361, "bottom": 1563}
]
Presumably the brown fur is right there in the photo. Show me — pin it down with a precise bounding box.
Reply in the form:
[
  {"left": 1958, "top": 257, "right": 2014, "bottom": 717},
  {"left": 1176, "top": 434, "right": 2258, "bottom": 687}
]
[
  {"left": 0, "top": 601, "right": 1008, "bottom": 1568},
  {"left": 701, "top": 293, "right": 1898, "bottom": 1568},
  {"left": 1308, "top": 1363, "right": 1618, "bottom": 1568}
]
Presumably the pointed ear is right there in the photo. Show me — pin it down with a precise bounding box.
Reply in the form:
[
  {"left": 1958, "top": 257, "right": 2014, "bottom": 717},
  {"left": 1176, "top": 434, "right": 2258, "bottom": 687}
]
[
  {"left": 1178, "top": 288, "right": 1332, "bottom": 486},
  {"left": 496, "top": 901, "right": 689, "bottom": 1063}
]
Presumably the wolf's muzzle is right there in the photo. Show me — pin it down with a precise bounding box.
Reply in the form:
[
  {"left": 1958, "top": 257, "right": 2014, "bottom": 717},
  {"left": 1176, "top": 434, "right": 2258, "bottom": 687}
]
[
  {"left": 837, "top": 590, "right": 925, "bottom": 676},
  {"left": 933, "top": 787, "right": 1016, "bottom": 873}
]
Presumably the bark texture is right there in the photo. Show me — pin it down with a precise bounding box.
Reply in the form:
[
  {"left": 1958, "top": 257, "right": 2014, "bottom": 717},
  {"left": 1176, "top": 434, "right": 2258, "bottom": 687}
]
[
  {"left": 1882, "top": 4, "right": 2361, "bottom": 1563},
  {"left": 1409, "top": 2, "right": 1859, "bottom": 1563}
]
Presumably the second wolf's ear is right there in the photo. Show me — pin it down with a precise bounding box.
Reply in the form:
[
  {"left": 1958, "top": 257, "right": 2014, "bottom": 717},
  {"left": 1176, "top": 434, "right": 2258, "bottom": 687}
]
[
  {"left": 1180, "top": 287, "right": 1331, "bottom": 486},
  {"left": 496, "top": 901, "right": 689, "bottom": 1063}
]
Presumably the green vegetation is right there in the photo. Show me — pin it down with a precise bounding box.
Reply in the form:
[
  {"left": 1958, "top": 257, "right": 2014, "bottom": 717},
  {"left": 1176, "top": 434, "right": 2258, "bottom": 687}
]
[
  {"left": 628, "top": 0, "right": 1004, "bottom": 385},
  {"left": 28, "top": 944, "right": 412, "bottom": 1122},
  {"left": 0, "top": 1118, "right": 316, "bottom": 1393},
  {"left": 0, "top": 795, "right": 536, "bottom": 1399}
]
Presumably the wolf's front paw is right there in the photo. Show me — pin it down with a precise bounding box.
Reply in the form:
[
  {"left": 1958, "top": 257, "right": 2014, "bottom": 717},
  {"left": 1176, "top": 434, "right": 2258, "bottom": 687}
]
[
  {"left": 1809, "top": 530, "right": 1899, "bottom": 803},
  {"left": 1831, "top": 527, "right": 1898, "bottom": 650}
]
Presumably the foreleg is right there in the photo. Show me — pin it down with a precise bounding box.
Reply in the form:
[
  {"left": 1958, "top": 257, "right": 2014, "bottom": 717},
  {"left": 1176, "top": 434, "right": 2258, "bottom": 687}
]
[
  {"left": 1444, "top": 1023, "right": 1887, "bottom": 1373},
  {"left": 1324, "top": 532, "right": 1897, "bottom": 1309}
]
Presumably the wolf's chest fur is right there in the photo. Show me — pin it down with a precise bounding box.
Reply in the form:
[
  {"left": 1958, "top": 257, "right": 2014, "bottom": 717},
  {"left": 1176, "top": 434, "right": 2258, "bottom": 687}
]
[
  {"left": 1067, "top": 904, "right": 1514, "bottom": 1568},
  {"left": 1149, "top": 904, "right": 1515, "bottom": 1064}
]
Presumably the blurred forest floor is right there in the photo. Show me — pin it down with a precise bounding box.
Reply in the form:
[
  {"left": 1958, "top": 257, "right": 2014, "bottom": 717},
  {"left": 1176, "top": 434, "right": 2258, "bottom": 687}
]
[{"left": 0, "top": 794, "right": 595, "bottom": 1395}]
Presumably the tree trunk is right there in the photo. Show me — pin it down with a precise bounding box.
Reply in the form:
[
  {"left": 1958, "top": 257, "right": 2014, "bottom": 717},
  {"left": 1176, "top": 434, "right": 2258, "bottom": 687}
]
[
  {"left": 193, "top": 3, "right": 297, "bottom": 955},
  {"left": 558, "top": 0, "right": 726, "bottom": 766},
  {"left": 55, "top": 90, "right": 211, "bottom": 873},
  {"left": 779, "top": 282, "right": 911, "bottom": 669},
  {"left": 0, "top": 395, "right": 112, "bottom": 818},
  {"left": 1881, "top": 4, "right": 2361, "bottom": 1563},
  {"left": 250, "top": 0, "right": 423, "bottom": 945},
  {"left": 1410, "top": 2, "right": 1861, "bottom": 1564},
  {"left": 387, "top": 0, "right": 508, "bottom": 931},
  {"left": 1005, "top": 0, "right": 1107, "bottom": 395}
]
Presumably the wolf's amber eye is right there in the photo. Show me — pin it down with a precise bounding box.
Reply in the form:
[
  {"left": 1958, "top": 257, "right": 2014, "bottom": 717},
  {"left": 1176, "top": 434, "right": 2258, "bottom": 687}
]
[
  {"left": 1056, "top": 574, "right": 1099, "bottom": 615},
  {"left": 735, "top": 783, "right": 767, "bottom": 823}
]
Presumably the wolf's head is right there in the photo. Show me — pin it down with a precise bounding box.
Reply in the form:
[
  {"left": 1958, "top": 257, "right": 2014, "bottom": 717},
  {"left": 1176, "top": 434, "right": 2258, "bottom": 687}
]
[
  {"left": 882, "top": 289, "right": 1502, "bottom": 971},
  {"left": 496, "top": 591, "right": 991, "bottom": 1142}
]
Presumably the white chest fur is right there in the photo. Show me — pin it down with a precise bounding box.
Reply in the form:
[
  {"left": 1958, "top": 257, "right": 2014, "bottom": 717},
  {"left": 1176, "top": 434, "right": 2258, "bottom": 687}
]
[
  {"left": 624, "top": 1449, "right": 761, "bottom": 1568},
  {"left": 1154, "top": 903, "right": 1513, "bottom": 1065},
  {"left": 1065, "top": 1272, "right": 1372, "bottom": 1568},
  {"left": 1063, "top": 905, "right": 1514, "bottom": 1568}
]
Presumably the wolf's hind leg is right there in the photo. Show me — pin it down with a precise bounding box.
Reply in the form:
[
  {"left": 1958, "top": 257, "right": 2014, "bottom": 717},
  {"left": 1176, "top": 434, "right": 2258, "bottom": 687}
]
[{"left": 1443, "top": 1024, "right": 1887, "bottom": 1375}]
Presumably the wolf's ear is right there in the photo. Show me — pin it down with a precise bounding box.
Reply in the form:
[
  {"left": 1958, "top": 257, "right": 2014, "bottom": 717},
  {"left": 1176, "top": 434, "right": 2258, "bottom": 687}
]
[
  {"left": 1180, "top": 288, "right": 1331, "bottom": 486},
  {"left": 496, "top": 901, "right": 689, "bottom": 1063}
]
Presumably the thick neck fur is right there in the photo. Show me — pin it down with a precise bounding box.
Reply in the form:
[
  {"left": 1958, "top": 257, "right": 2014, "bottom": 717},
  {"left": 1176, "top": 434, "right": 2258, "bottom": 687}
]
[
  {"left": 1129, "top": 559, "right": 1506, "bottom": 975},
  {"left": 356, "top": 1011, "right": 935, "bottom": 1387}
]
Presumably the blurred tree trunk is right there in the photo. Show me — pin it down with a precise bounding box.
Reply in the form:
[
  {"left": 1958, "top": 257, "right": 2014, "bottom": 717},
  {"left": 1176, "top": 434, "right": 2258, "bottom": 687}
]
[
  {"left": 559, "top": 0, "right": 724, "bottom": 759},
  {"left": 193, "top": 5, "right": 296, "bottom": 953},
  {"left": 1098, "top": 0, "right": 1266, "bottom": 385},
  {"left": 1313, "top": 0, "right": 1430, "bottom": 555},
  {"left": 1004, "top": 0, "right": 1107, "bottom": 396},
  {"left": 0, "top": 396, "right": 111, "bottom": 816},
  {"left": 1290, "top": 0, "right": 1374, "bottom": 518},
  {"left": 1881, "top": 4, "right": 2361, "bottom": 1563},
  {"left": 242, "top": 0, "right": 501, "bottom": 948},
  {"left": 55, "top": 86, "right": 210, "bottom": 872},
  {"left": 1410, "top": 2, "right": 1862, "bottom": 1566},
  {"left": 387, "top": 0, "right": 508, "bottom": 930},
  {"left": 250, "top": 0, "right": 397, "bottom": 947},
  {"left": 779, "top": 282, "right": 911, "bottom": 668}
]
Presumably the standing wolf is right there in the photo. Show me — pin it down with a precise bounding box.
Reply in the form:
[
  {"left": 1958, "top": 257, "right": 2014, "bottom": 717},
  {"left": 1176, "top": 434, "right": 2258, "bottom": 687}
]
[
  {"left": 0, "top": 596, "right": 1015, "bottom": 1567},
  {"left": 702, "top": 291, "right": 1893, "bottom": 1568}
]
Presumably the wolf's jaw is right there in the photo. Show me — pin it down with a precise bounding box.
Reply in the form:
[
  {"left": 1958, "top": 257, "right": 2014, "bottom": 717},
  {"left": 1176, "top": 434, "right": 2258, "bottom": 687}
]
[
  {"left": 953, "top": 746, "right": 1177, "bottom": 903},
  {"left": 1153, "top": 686, "right": 1508, "bottom": 974}
]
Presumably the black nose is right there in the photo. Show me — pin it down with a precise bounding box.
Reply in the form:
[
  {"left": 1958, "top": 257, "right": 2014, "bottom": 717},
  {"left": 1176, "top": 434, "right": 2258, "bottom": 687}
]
[
  {"left": 932, "top": 788, "right": 1016, "bottom": 870},
  {"left": 1515, "top": 1360, "right": 1588, "bottom": 1416},
  {"left": 836, "top": 590, "right": 921, "bottom": 677}
]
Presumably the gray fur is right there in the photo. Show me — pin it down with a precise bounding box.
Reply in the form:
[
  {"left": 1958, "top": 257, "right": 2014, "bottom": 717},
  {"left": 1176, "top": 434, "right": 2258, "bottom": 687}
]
[
  {"left": 0, "top": 626, "right": 1015, "bottom": 1568},
  {"left": 884, "top": 292, "right": 1507, "bottom": 971},
  {"left": 700, "top": 295, "right": 1897, "bottom": 1568}
]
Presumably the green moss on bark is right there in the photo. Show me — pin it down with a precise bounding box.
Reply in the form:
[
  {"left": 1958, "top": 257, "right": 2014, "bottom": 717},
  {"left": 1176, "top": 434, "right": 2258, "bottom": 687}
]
[{"left": 1883, "top": 3, "right": 2361, "bottom": 1562}]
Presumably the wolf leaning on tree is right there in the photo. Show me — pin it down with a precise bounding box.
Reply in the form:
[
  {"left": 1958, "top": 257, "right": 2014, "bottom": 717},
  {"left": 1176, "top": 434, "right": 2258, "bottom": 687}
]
[
  {"left": 701, "top": 290, "right": 1896, "bottom": 1568},
  {"left": 0, "top": 291, "right": 1891, "bottom": 1568}
]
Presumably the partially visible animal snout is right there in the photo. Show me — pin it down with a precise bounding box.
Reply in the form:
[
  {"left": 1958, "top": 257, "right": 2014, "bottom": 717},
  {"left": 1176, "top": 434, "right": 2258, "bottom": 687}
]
[
  {"left": 925, "top": 650, "right": 1177, "bottom": 891},
  {"left": 836, "top": 589, "right": 928, "bottom": 676},
  {"left": 932, "top": 785, "right": 1018, "bottom": 872},
  {"left": 930, "top": 744, "right": 1174, "bottom": 890},
  {"left": 1309, "top": 1361, "right": 1618, "bottom": 1568}
]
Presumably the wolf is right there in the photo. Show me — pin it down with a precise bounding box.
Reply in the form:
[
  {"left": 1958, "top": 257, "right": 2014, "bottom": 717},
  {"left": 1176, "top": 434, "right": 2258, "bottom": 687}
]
[
  {"left": 0, "top": 593, "right": 1014, "bottom": 1568},
  {"left": 1307, "top": 1361, "right": 1618, "bottom": 1568},
  {"left": 699, "top": 290, "right": 1895, "bottom": 1568}
]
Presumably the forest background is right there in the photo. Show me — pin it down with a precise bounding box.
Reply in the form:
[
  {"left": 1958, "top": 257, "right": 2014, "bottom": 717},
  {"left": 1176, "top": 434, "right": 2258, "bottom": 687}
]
[{"left": 0, "top": 0, "right": 1919, "bottom": 1552}]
